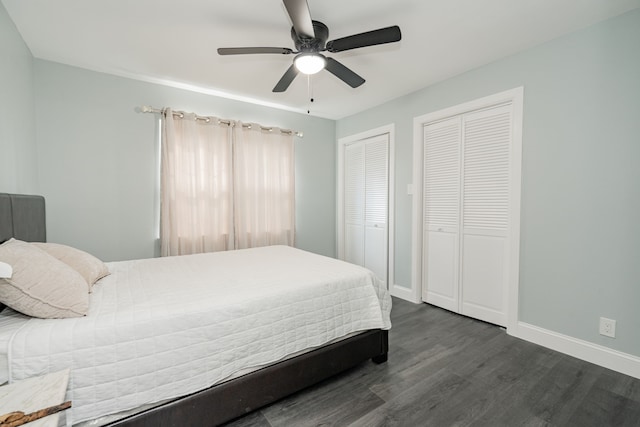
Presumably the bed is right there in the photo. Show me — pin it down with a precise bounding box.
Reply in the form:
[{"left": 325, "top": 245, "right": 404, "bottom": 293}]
[{"left": 0, "top": 193, "right": 390, "bottom": 426}]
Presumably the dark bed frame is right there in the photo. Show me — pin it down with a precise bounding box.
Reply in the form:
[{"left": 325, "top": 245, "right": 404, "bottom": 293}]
[{"left": 0, "top": 193, "right": 388, "bottom": 426}]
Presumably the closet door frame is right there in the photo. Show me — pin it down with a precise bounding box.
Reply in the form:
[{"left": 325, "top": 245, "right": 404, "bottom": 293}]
[
  {"left": 337, "top": 124, "right": 395, "bottom": 293},
  {"left": 411, "top": 87, "right": 523, "bottom": 332}
]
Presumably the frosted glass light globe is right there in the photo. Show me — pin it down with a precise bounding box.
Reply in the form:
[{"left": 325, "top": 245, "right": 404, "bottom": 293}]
[{"left": 294, "top": 54, "right": 326, "bottom": 75}]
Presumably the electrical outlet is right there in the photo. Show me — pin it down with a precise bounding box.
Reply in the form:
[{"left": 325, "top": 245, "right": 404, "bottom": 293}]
[{"left": 599, "top": 317, "right": 616, "bottom": 338}]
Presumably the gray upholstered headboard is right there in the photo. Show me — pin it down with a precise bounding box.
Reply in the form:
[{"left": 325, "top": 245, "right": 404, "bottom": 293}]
[{"left": 0, "top": 193, "right": 46, "bottom": 243}]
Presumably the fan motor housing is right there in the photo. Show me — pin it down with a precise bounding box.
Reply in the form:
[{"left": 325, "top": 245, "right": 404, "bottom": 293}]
[{"left": 291, "top": 20, "right": 329, "bottom": 52}]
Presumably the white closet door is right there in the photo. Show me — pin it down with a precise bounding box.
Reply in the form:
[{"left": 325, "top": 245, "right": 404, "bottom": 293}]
[
  {"left": 416, "top": 88, "right": 522, "bottom": 327},
  {"left": 422, "top": 117, "right": 461, "bottom": 312},
  {"left": 364, "top": 135, "right": 389, "bottom": 285},
  {"left": 344, "top": 143, "right": 365, "bottom": 267},
  {"left": 342, "top": 134, "right": 389, "bottom": 286},
  {"left": 460, "top": 105, "right": 511, "bottom": 326}
]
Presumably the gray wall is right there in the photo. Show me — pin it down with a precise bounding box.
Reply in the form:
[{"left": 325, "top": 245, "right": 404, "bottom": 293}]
[
  {"left": 0, "top": 4, "right": 38, "bottom": 193},
  {"left": 33, "top": 61, "right": 336, "bottom": 262},
  {"left": 337, "top": 10, "right": 640, "bottom": 357}
]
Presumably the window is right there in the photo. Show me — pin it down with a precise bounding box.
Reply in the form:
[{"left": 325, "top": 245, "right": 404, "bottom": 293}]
[{"left": 160, "top": 110, "right": 294, "bottom": 256}]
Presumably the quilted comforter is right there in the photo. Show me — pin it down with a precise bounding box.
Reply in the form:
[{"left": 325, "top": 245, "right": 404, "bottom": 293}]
[{"left": 4, "top": 246, "right": 391, "bottom": 425}]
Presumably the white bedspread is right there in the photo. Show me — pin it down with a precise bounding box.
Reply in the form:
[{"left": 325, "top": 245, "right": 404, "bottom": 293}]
[{"left": 4, "top": 246, "right": 391, "bottom": 425}]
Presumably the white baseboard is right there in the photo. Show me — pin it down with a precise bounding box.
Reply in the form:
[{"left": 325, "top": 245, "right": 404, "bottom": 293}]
[
  {"left": 510, "top": 322, "right": 640, "bottom": 380},
  {"left": 390, "top": 284, "right": 420, "bottom": 303}
]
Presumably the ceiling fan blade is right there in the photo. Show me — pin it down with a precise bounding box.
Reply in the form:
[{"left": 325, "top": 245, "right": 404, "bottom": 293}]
[
  {"left": 217, "top": 47, "right": 293, "bottom": 55},
  {"left": 273, "top": 65, "right": 299, "bottom": 92},
  {"left": 326, "top": 25, "right": 401, "bottom": 53},
  {"left": 324, "top": 57, "right": 365, "bottom": 88},
  {"left": 282, "top": 0, "right": 315, "bottom": 38}
]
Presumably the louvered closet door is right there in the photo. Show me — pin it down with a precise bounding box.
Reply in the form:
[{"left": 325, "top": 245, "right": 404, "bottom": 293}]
[
  {"left": 363, "top": 135, "right": 389, "bottom": 284},
  {"left": 422, "top": 117, "right": 461, "bottom": 312},
  {"left": 460, "top": 105, "right": 511, "bottom": 326},
  {"left": 343, "top": 134, "right": 389, "bottom": 286},
  {"left": 344, "top": 143, "right": 365, "bottom": 267}
]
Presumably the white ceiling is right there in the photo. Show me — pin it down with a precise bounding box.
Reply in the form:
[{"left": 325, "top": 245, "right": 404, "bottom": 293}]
[{"left": 3, "top": 0, "right": 639, "bottom": 119}]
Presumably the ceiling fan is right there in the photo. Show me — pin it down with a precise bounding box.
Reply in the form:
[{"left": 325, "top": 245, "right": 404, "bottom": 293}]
[{"left": 217, "top": 0, "right": 402, "bottom": 93}]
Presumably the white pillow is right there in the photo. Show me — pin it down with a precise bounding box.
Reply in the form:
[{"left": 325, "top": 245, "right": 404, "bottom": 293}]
[
  {"left": 32, "top": 242, "right": 110, "bottom": 292},
  {"left": 0, "top": 262, "right": 11, "bottom": 279},
  {"left": 0, "top": 239, "right": 88, "bottom": 318}
]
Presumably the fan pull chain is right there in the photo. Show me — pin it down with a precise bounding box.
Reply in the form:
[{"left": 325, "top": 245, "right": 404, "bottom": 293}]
[{"left": 307, "top": 75, "right": 314, "bottom": 114}]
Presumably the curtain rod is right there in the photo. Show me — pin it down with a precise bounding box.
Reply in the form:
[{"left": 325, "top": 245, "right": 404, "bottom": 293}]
[{"left": 140, "top": 105, "right": 303, "bottom": 138}]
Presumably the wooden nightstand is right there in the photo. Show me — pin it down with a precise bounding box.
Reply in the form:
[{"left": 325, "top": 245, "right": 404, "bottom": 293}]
[{"left": 0, "top": 369, "right": 70, "bottom": 427}]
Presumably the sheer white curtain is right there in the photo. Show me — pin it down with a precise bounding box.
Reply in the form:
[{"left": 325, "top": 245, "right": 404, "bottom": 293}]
[
  {"left": 160, "top": 111, "right": 295, "bottom": 256},
  {"left": 233, "top": 123, "right": 295, "bottom": 249},
  {"left": 160, "top": 109, "right": 234, "bottom": 256}
]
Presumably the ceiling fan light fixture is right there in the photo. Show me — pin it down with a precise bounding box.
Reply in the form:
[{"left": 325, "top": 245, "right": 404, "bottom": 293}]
[{"left": 294, "top": 53, "right": 326, "bottom": 75}]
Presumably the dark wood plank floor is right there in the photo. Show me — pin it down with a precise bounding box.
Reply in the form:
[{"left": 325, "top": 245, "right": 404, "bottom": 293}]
[{"left": 224, "top": 298, "right": 640, "bottom": 427}]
